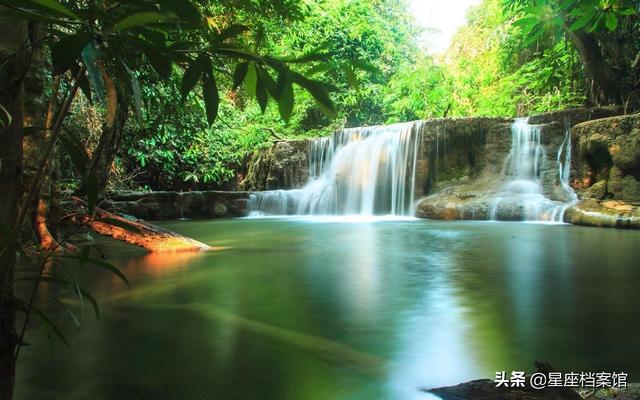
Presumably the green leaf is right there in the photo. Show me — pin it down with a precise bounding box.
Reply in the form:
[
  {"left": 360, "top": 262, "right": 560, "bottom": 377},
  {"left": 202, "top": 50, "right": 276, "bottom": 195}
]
[
  {"left": 257, "top": 65, "right": 277, "bottom": 98},
  {"left": 512, "top": 16, "right": 539, "bottom": 31},
  {"left": 181, "top": 56, "right": 203, "bottom": 101},
  {"left": 569, "top": 8, "right": 596, "bottom": 31},
  {"left": 604, "top": 12, "right": 618, "bottom": 31},
  {"left": 256, "top": 76, "right": 268, "bottom": 113},
  {"left": 82, "top": 43, "right": 105, "bottom": 101},
  {"left": 51, "top": 31, "right": 90, "bottom": 75},
  {"left": 142, "top": 46, "right": 172, "bottom": 80},
  {"left": 277, "top": 81, "right": 294, "bottom": 122},
  {"left": 163, "top": 0, "right": 201, "bottom": 25},
  {"left": 202, "top": 72, "right": 219, "bottom": 125},
  {"left": 216, "top": 25, "right": 249, "bottom": 42},
  {"left": 618, "top": 8, "right": 637, "bottom": 16},
  {"left": 559, "top": 0, "right": 576, "bottom": 11},
  {"left": 114, "top": 12, "right": 175, "bottom": 31},
  {"left": 232, "top": 62, "right": 249, "bottom": 90},
  {"left": 290, "top": 73, "right": 336, "bottom": 118},
  {"left": 62, "top": 255, "right": 130, "bottom": 288},
  {"left": 340, "top": 63, "right": 359, "bottom": 90},
  {"left": 352, "top": 59, "right": 380, "bottom": 74},
  {"left": 244, "top": 62, "right": 258, "bottom": 98},
  {"left": 523, "top": 23, "right": 545, "bottom": 46},
  {"left": 23, "top": 0, "right": 80, "bottom": 20}
]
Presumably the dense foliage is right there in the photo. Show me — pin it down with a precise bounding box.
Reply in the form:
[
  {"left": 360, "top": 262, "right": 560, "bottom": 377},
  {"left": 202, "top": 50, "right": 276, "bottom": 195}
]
[{"left": 105, "top": 0, "right": 637, "bottom": 191}]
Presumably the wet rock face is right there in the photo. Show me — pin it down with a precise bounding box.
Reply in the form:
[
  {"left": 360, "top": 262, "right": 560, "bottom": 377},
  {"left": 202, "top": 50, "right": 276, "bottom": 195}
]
[
  {"left": 572, "top": 113, "right": 640, "bottom": 205},
  {"left": 564, "top": 199, "right": 640, "bottom": 229},
  {"left": 102, "top": 190, "right": 250, "bottom": 220},
  {"left": 240, "top": 140, "right": 310, "bottom": 191}
]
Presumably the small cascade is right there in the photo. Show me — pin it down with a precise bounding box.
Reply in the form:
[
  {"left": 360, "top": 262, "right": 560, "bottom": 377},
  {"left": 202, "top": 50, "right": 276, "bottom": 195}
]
[
  {"left": 489, "top": 118, "right": 576, "bottom": 222},
  {"left": 248, "top": 121, "right": 423, "bottom": 216}
]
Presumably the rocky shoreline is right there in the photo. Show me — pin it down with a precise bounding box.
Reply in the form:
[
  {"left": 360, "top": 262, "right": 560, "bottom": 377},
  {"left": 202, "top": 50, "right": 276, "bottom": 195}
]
[{"left": 98, "top": 108, "right": 640, "bottom": 229}]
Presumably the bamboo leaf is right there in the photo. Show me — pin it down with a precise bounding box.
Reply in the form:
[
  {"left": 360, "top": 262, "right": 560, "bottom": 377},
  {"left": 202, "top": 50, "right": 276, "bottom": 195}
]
[
  {"left": 256, "top": 76, "right": 268, "bottom": 113},
  {"left": 277, "top": 81, "right": 294, "bottom": 122},
  {"left": 232, "top": 62, "right": 249, "bottom": 90},
  {"left": 181, "top": 56, "right": 203, "bottom": 101},
  {"left": 51, "top": 31, "right": 90, "bottom": 75},
  {"left": 290, "top": 73, "right": 336, "bottom": 118},
  {"left": 202, "top": 72, "right": 219, "bottom": 125},
  {"left": 22, "top": 0, "right": 80, "bottom": 20},
  {"left": 244, "top": 62, "right": 257, "bottom": 98},
  {"left": 340, "top": 63, "right": 359, "bottom": 90}
]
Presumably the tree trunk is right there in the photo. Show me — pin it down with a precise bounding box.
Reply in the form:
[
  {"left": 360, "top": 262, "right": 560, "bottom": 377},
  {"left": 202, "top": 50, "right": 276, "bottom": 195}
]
[
  {"left": 566, "top": 29, "right": 622, "bottom": 105},
  {"left": 67, "top": 197, "right": 211, "bottom": 252},
  {"left": 80, "top": 99, "right": 129, "bottom": 196},
  {"left": 0, "top": 13, "right": 30, "bottom": 400},
  {"left": 22, "top": 31, "right": 59, "bottom": 250}
]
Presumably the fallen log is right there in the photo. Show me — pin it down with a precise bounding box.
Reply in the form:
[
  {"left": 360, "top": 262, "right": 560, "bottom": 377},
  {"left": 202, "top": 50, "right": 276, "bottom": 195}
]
[{"left": 67, "top": 197, "right": 210, "bottom": 253}]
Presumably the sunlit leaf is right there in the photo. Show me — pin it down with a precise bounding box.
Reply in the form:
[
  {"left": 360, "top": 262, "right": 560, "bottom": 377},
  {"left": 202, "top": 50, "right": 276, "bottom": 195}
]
[
  {"left": 569, "top": 8, "right": 596, "bottom": 31},
  {"left": 244, "top": 62, "right": 257, "bottom": 98},
  {"left": 604, "top": 12, "right": 618, "bottom": 31}
]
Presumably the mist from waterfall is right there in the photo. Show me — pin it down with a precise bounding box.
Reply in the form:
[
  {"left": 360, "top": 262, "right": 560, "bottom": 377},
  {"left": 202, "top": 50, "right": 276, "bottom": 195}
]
[
  {"left": 249, "top": 122, "right": 423, "bottom": 216},
  {"left": 489, "top": 118, "right": 577, "bottom": 222}
]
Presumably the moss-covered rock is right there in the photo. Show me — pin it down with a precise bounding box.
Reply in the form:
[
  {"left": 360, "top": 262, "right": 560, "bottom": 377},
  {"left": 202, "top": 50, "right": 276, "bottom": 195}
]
[
  {"left": 564, "top": 199, "right": 640, "bottom": 229},
  {"left": 240, "top": 140, "right": 309, "bottom": 191},
  {"left": 572, "top": 113, "right": 640, "bottom": 205}
]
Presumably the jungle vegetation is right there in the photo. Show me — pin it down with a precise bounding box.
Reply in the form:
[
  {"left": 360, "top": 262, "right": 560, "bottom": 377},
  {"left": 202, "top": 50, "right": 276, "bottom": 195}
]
[{"left": 0, "top": 0, "right": 638, "bottom": 399}]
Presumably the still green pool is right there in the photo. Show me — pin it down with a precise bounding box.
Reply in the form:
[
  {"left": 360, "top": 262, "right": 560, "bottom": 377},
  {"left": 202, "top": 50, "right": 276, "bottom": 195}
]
[{"left": 16, "top": 218, "right": 640, "bottom": 399}]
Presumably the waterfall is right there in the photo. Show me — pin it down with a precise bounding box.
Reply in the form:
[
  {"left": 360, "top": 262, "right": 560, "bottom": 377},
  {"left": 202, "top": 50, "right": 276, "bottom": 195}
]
[
  {"left": 489, "top": 118, "right": 576, "bottom": 222},
  {"left": 249, "top": 121, "right": 423, "bottom": 216}
]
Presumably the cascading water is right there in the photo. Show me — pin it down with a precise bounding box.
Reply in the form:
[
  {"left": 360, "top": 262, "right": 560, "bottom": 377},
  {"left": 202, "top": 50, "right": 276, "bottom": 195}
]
[
  {"left": 249, "top": 122, "right": 423, "bottom": 216},
  {"left": 489, "top": 118, "right": 577, "bottom": 222}
]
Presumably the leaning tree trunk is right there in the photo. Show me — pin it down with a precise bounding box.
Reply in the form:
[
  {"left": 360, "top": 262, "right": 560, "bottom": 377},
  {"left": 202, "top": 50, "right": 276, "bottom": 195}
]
[
  {"left": 566, "top": 29, "right": 622, "bottom": 105},
  {"left": 0, "top": 13, "right": 30, "bottom": 400}
]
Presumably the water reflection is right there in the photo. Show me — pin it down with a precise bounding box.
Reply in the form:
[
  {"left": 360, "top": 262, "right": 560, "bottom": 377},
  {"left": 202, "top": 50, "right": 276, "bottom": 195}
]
[{"left": 16, "top": 219, "right": 640, "bottom": 400}]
